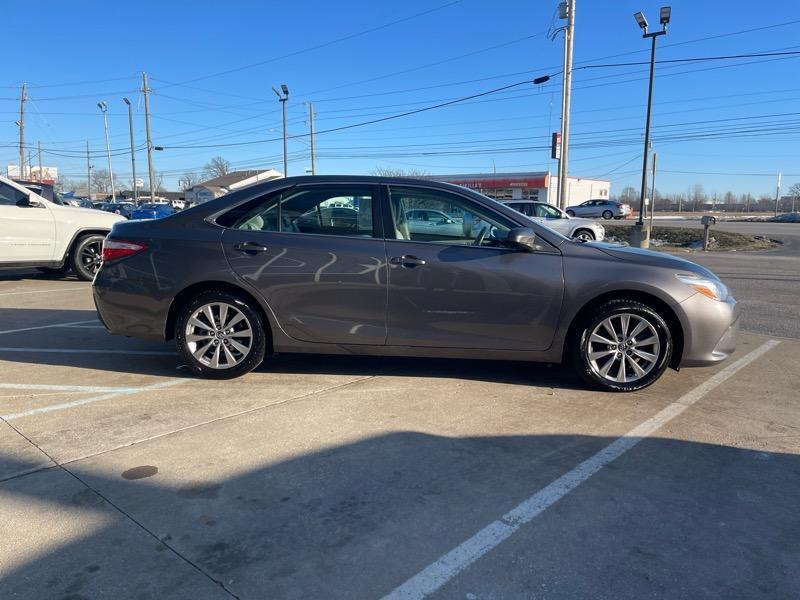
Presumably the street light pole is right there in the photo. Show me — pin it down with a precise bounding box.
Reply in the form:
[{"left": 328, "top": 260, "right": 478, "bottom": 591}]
[
  {"left": 631, "top": 7, "right": 670, "bottom": 249},
  {"left": 123, "top": 98, "right": 138, "bottom": 203},
  {"left": 273, "top": 84, "right": 289, "bottom": 176},
  {"left": 97, "top": 101, "right": 116, "bottom": 201},
  {"left": 556, "top": 0, "right": 575, "bottom": 210}
]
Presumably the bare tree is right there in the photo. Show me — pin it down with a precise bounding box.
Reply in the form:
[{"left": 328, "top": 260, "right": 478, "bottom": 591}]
[
  {"left": 91, "top": 169, "right": 115, "bottom": 194},
  {"left": 789, "top": 182, "right": 800, "bottom": 213},
  {"left": 181, "top": 171, "right": 200, "bottom": 190},
  {"left": 369, "top": 166, "right": 430, "bottom": 178},
  {"left": 618, "top": 186, "right": 638, "bottom": 204},
  {"left": 153, "top": 171, "right": 165, "bottom": 193},
  {"left": 203, "top": 156, "right": 231, "bottom": 179},
  {"left": 55, "top": 177, "right": 76, "bottom": 193}
]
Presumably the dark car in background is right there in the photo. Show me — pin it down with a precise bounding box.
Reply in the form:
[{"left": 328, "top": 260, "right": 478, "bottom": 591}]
[
  {"left": 93, "top": 175, "right": 739, "bottom": 392},
  {"left": 130, "top": 202, "right": 176, "bottom": 220},
  {"left": 99, "top": 202, "right": 135, "bottom": 219}
]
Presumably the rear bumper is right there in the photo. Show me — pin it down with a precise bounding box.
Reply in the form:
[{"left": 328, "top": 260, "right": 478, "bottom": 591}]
[{"left": 677, "top": 292, "right": 739, "bottom": 367}]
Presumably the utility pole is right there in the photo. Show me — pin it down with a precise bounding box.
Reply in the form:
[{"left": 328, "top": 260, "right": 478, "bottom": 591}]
[
  {"left": 775, "top": 172, "right": 781, "bottom": 217},
  {"left": 308, "top": 102, "right": 316, "bottom": 175},
  {"left": 648, "top": 152, "right": 657, "bottom": 237},
  {"left": 86, "top": 141, "right": 92, "bottom": 199},
  {"left": 37, "top": 140, "right": 43, "bottom": 182},
  {"left": 143, "top": 72, "right": 156, "bottom": 200},
  {"left": 18, "top": 82, "right": 27, "bottom": 179},
  {"left": 556, "top": 0, "right": 575, "bottom": 210},
  {"left": 123, "top": 98, "right": 138, "bottom": 202}
]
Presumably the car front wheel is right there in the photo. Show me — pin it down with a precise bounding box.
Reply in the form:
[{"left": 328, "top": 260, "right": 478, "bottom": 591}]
[
  {"left": 571, "top": 299, "right": 672, "bottom": 392},
  {"left": 566, "top": 210, "right": 575, "bottom": 217},
  {"left": 175, "top": 290, "right": 266, "bottom": 379},
  {"left": 70, "top": 234, "right": 106, "bottom": 281},
  {"left": 572, "top": 229, "right": 595, "bottom": 242}
]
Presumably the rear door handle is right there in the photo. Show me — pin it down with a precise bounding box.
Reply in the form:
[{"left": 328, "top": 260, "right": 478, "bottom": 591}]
[
  {"left": 390, "top": 255, "right": 426, "bottom": 267},
  {"left": 233, "top": 241, "right": 269, "bottom": 253}
]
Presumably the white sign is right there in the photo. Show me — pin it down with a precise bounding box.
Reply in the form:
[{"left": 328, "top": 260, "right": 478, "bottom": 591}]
[
  {"left": 135, "top": 178, "right": 144, "bottom": 188},
  {"left": 7, "top": 165, "right": 58, "bottom": 182}
]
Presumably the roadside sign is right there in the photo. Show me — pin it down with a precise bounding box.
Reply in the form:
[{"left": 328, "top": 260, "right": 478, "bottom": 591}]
[{"left": 551, "top": 132, "right": 561, "bottom": 160}]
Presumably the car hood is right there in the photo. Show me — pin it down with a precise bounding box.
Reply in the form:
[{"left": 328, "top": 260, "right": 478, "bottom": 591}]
[
  {"left": 589, "top": 242, "right": 718, "bottom": 278},
  {"left": 51, "top": 202, "right": 125, "bottom": 225},
  {"left": 568, "top": 216, "right": 600, "bottom": 227}
]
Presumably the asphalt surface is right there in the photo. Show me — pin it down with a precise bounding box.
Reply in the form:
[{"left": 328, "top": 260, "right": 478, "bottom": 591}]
[{"left": 1, "top": 223, "right": 799, "bottom": 599}]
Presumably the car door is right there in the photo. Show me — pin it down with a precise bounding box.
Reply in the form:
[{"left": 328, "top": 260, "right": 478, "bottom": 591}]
[
  {"left": 534, "top": 203, "right": 571, "bottom": 236},
  {"left": 220, "top": 183, "right": 388, "bottom": 346},
  {"left": 0, "top": 180, "right": 56, "bottom": 262},
  {"left": 383, "top": 185, "right": 564, "bottom": 351}
]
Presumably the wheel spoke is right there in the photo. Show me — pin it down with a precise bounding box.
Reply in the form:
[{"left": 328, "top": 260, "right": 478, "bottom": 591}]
[
  {"left": 602, "top": 318, "right": 618, "bottom": 340},
  {"left": 634, "top": 336, "right": 658, "bottom": 347},
  {"left": 187, "top": 333, "right": 211, "bottom": 343},
  {"left": 228, "top": 339, "right": 250, "bottom": 355},
  {"left": 219, "top": 304, "right": 229, "bottom": 329},
  {"left": 204, "top": 305, "right": 217, "bottom": 329},
  {"left": 618, "top": 354, "right": 627, "bottom": 382},
  {"left": 192, "top": 339, "right": 213, "bottom": 360},
  {"left": 229, "top": 327, "right": 252, "bottom": 339},
  {"left": 221, "top": 344, "right": 237, "bottom": 365},
  {"left": 619, "top": 314, "right": 630, "bottom": 337},
  {"left": 598, "top": 354, "right": 618, "bottom": 378},
  {"left": 189, "top": 317, "right": 215, "bottom": 332},
  {"left": 590, "top": 332, "right": 615, "bottom": 345},
  {"left": 226, "top": 312, "right": 245, "bottom": 329},
  {"left": 626, "top": 354, "right": 647, "bottom": 377},
  {"left": 589, "top": 349, "right": 616, "bottom": 361},
  {"left": 633, "top": 348, "right": 658, "bottom": 363},
  {"left": 210, "top": 344, "right": 222, "bottom": 368},
  {"left": 628, "top": 319, "right": 648, "bottom": 340}
]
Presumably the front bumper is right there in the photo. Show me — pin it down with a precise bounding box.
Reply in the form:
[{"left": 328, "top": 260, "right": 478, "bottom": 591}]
[{"left": 677, "top": 292, "right": 739, "bottom": 367}]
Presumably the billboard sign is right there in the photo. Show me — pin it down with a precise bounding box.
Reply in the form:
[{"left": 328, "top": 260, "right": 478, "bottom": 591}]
[{"left": 7, "top": 165, "right": 58, "bottom": 183}]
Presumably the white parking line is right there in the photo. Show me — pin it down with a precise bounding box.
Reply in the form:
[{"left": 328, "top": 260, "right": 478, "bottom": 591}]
[
  {"left": 383, "top": 339, "right": 781, "bottom": 600},
  {"left": 0, "top": 320, "right": 98, "bottom": 336},
  {"left": 0, "top": 347, "right": 174, "bottom": 355},
  {"left": 0, "top": 286, "right": 87, "bottom": 297},
  {"left": 0, "top": 383, "right": 141, "bottom": 393},
  {"left": 1, "top": 379, "right": 185, "bottom": 421}
]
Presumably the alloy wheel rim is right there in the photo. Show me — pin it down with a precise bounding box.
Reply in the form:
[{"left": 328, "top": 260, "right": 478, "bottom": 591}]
[
  {"left": 575, "top": 231, "right": 593, "bottom": 241},
  {"left": 185, "top": 302, "right": 253, "bottom": 369},
  {"left": 586, "top": 312, "right": 661, "bottom": 383},
  {"left": 81, "top": 241, "right": 103, "bottom": 274}
]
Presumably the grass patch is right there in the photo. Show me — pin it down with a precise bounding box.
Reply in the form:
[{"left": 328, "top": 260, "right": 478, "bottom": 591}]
[{"left": 603, "top": 225, "right": 777, "bottom": 252}]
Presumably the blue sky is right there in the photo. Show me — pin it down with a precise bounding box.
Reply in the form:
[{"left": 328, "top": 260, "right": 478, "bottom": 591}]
[{"left": 2, "top": 0, "right": 799, "bottom": 196}]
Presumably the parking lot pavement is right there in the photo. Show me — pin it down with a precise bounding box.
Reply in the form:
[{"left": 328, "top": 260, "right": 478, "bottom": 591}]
[{"left": 1, "top": 276, "right": 799, "bottom": 599}]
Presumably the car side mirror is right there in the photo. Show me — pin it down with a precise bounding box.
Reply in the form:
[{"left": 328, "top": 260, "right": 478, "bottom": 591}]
[
  {"left": 506, "top": 227, "right": 538, "bottom": 252},
  {"left": 16, "top": 197, "right": 42, "bottom": 208}
]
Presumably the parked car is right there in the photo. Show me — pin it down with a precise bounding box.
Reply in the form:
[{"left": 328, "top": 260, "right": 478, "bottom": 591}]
[
  {"left": 93, "top": 175, "right": 738, "bottom": 392},
  {"left": 130, "top": 203, "right": 176, "bottom": 220},
  {"left": 499, "top": 200, "right": 604, "bottom": 241},
  {"left": 405, "top": 208, "right": 465, "bottom": 238},
  {"left": 0, "top": 174, "right": 124, "bottom": 280},
  {"left": 99, "top": 202, "right": 135, "bottom": 219},
  {"left": 566, "top": 199, "right": 632, "bottom": 220}
]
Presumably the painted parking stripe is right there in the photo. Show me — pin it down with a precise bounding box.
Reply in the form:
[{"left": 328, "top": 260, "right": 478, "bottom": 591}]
[
  {"left": 1, "top": 379, "right": 185, "bottom": 421},
  {"left": 383, "top": 339, "right": 782, "bottom": 600},
  {"left": 0, "top": 383, "right": 142, "bottom": 393},
  {"left": 0, "top": 286, "right": 86, "bottom": 297},
  {"left": 0, "top": 347, "right": 174, "bottom": 355},
  {"left": 0, "top": 320, "right": 98, "bottom": 336}
]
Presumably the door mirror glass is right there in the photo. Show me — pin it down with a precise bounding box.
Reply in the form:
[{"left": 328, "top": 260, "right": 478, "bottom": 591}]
[
  {"left": 16, "top": 196, "right": 40, "bottom": 208},
  {"left": 506, "top": 227, "right": 537, "bottom": 252}
]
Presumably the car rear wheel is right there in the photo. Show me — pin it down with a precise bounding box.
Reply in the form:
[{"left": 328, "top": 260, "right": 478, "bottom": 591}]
[
  {"left": 602, "top": 210, "right": 613, "bottom": 220},
  {"left": 175, "top": 290, "right": 266, "bottom": 379},
  {"left": 70, "top": 234, "right": 106, "bottom": 281},
  {"left": 570, "top": 299, "right": 672, "bottom": 392},
  {"left": 566, "top": 210, "right": 575, "bottom": 217},
  {"left": 572, "top": 229, "right": 595, "bottom": 242}
]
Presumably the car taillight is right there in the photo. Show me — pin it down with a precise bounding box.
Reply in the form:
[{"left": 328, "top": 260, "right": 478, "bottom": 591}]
[
  {"left": 615, "top": 203, "right": 624, "bottom": 208},
  {"left": 102, "top": 239, "right": 147, "bottom": 262}
]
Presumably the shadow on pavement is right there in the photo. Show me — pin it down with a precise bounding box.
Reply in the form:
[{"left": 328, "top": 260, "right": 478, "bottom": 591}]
[{"left": 0, "top": 432, "right": 797, "bottom": 599}]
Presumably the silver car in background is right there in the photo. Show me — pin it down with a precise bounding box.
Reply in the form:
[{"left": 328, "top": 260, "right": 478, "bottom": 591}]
[
  {"left": 566, "top": 199, "right": 632, "bottom": 220},
  {"left": 499, "top": 200, "right": 605, "bottom": 241}
]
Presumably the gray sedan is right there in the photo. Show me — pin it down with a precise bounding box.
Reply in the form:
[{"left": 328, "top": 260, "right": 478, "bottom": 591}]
[
  {"left": 93, "top": 175, "right": 738, "bottom": 392},
  {"left": 566, "top": 199, "right": 632, "bottom": 220}
]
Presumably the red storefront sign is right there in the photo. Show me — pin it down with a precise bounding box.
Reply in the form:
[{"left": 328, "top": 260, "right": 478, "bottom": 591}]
[{"left": 443, "top": 173, "right": 550, "bottom": 190}]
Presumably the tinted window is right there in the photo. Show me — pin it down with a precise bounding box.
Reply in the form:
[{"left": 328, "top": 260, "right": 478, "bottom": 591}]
[
  {"left": 224, "top": 186, "right": 375, "bottom": 238},
  {"left": 534, "top": 203, "right": 562, "bottom": 219},
  {"left": 0, "top": 181, "right": 29, "bottom": 206},
  {"left": 389, "top": 186, "right": 514, "bottom": 246}
]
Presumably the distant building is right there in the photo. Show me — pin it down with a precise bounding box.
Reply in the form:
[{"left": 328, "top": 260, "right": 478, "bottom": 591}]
[
  {"left": 424, "top": 171, "right": 610, "bottom": 205},
  {"left": 185, "top": 169, "right": 283, "bottom": 205}
]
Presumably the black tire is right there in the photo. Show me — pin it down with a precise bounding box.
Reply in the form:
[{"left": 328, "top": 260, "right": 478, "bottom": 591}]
[
  {"left": 602, "top": 210, "right": 614, "bottom": 220},
  {"left": 572, "top": 229, "right": 595, "bottom": 241},
  {"left": 614, "top": 216, "right": 623, "bottom": 220},
  {"left": 569, "top": 299, "right": 672, "bottom": 392},
  {"left": 566, "top": 210, "right": 575, "bottom": 217},
  {"left": 175, "top": 290, "right": 266, "bottom": 379},
  {"left": 69, "top": 234, "right": 106, "bottom": 281}
]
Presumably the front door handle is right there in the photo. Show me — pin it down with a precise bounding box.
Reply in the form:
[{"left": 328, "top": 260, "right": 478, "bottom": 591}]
[
  {"left": 233, "top": 241, "right": 269, "bottom": 253},
  {"left": 390, "top": 255, "right": 426, "bottom": 267}
]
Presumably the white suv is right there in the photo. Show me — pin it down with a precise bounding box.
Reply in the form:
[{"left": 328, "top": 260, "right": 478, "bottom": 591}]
[
  {"left": 0, "top": 175, "right": 124, "bottom": 280},
  {"left": 499, "top": 200, "right": 605, "bottom": 241}
]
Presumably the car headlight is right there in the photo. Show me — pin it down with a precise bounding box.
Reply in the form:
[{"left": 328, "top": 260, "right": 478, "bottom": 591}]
[{"left": 675, "top": 273, "right": 729, "bottom": 301}]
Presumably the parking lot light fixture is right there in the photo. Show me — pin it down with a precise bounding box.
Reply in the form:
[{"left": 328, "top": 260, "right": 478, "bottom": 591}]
[
  {"left": 122, "top": 97, "right": 137, "bottom": 203},
  {"left": 273, "top": 85, "right": 289, "bottom": 176},
  {"left": 660, "top": 6, "right": 672, "bottom": 25},
  {"left": 634, "top": 11, "right": 648, "bottom": 30},
  {"left": 97, "top": 101, "right": 116, "bottom": 201}
]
